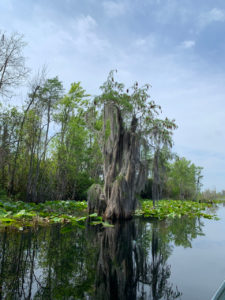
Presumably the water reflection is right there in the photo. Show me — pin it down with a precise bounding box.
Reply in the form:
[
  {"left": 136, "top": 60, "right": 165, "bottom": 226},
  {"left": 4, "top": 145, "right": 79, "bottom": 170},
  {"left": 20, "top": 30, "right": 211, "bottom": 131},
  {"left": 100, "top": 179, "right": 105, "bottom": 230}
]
[
  {"left": 94, "top": 220, "right": 182, "bottom": 300},
  {"left": 0, "top": 215, "right": 205, "bottom": 299}
]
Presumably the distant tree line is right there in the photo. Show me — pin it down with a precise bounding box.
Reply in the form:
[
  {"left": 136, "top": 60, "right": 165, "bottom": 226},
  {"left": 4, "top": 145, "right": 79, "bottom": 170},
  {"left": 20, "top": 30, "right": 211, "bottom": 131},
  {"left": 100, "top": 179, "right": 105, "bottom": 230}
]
[
  {"left": 0, "top": 31, "right": 203, "bottom": 203},
  {"left": 141, "top": 155, "right": 203, "bottom": 200}
]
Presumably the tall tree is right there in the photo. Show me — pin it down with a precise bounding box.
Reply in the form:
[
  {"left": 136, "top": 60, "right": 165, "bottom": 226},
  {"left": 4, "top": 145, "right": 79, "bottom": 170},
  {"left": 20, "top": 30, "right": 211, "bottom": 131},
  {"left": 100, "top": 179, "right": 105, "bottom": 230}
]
[
  {"left": 37, "top": 77, "right": 64, "bottom": 161},
  {"left": 0, "top": 105, "right": 22, "bottom": 190},
  {"left": 53, "top": 82, "right": 91, "bottom": 200},
  {"left": 0, "top": 31, "right": 29, "bottom": 98},
  {"left": 166, "top": 156, "right": 203, "bottom": 200},
  {"left": 88, "top": 71, "right": 176, "bottom": 219},
  {"left": 150, "top": 118, "right": 177, "bottom": 206}
]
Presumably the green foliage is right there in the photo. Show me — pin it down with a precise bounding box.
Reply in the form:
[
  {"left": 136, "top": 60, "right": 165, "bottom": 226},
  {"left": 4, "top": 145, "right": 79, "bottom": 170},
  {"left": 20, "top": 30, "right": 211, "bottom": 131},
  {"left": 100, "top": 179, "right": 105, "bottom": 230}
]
[
  {"left": 94, "top": 70, "right": 162, "bottom": 134},
  {"left": 166, "top": 157, "right": 203, "bottom": 200},
  {"left": 198, "top": 188, "right": 223, "bottom": 202},
  {"left": 0, "top": 70, "right": 204, "bottom": 213},
  {"left": 0, "top": 77, "right": 102, "bottom": 202},
  {"left": 51, "top": 81, "right": 100, "bottom": 200},
  {"left": 0, "top": 199, "right": 113, "bottom": 229},
  {"left": 36, "top": 76, "right": 64, "bottom": 108},
  {"left": 94, "top": 119, "right": 103, "bottom": 131},
  {"left": 135, "top": 200, "right": 218, "bottom": 220},
  {"left": 0, "top": 187, "right": 9, "bottom": 201},
  {"left": 86, "top": 71, "right": 179, "bottom": 214}
]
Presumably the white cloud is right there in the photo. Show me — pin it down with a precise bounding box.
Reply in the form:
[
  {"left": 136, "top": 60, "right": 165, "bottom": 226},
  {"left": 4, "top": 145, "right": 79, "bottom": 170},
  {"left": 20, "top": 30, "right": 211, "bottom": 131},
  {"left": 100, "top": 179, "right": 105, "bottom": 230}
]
[
  {"left": 103, "top": 1, "right": 126, "bottom": 17},
  {"left": 208, "top": 8, "right": 225, "bottom": 21},
  {"left": 199, "top": 8, "right": 225, "bottom": 29},
  {"left": 70, "top": 15, "right": 110, "bottom": 54},
  {"left": 21, "top": 13, "right": 110, "bottom": 64},
  {"left": 75, "top": 15, "right": 97, "bottom": 33},
  {"left": 181, "top": 40, "right": 195, "bottom": 49}
]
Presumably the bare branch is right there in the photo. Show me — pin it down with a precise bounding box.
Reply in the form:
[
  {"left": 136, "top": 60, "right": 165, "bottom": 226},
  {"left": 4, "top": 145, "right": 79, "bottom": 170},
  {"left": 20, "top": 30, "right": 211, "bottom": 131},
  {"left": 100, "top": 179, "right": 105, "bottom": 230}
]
[{"left": 0, "top": 31, "right": 30, "bottom": 98}]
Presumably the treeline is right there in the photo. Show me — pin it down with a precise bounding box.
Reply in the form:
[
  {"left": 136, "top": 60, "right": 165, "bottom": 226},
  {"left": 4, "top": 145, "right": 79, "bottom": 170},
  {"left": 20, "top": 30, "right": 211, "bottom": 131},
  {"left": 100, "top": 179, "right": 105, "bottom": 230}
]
[
  {"left": 0, "top": 31, "right": 203, "bottom": 202},
  {"left": 0, "top": 78, "right": 102, "bottom": 202},
  {"left": 142, "top": 155, "right": 203, "bottom": 200}
]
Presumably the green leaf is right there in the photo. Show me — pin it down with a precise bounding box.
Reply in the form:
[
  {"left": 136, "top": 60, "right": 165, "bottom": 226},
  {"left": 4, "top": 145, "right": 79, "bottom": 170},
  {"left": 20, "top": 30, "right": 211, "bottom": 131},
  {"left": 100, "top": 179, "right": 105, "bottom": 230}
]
[
  {"left": 77, "top": 216, "right": 87, "bottom": 222},
  {"left": 89, "top": 213, "right": 98, "bottom": 218},
  {"left": 1, "top": 218, "right": 15, "bottom": 223},
  {"left": 102, "top": 221, "right": 114, "bottom": 228}
]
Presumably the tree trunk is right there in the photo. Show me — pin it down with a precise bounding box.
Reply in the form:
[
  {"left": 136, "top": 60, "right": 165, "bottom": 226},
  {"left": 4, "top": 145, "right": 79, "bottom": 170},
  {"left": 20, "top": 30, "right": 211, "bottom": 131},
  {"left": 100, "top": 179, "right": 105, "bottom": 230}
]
[
  {"left": 87, "top": 184, "right": 106, "bottom": 216},
  {"left": 9, "top": 86, "right": 39, "bottom": 195},
  {"left": 103, "top": 104, "right": 147, "bottom": 219},
  {"left": 152, "top": 149, "right": 160, "bottom": 207}
]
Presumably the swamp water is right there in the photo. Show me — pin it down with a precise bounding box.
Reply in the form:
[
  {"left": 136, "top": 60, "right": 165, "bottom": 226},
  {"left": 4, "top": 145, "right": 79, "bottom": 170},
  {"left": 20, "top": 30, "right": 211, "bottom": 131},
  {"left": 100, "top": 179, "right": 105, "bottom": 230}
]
[{"left": 0, "top": 204, "right": 225, "bottom": 300}]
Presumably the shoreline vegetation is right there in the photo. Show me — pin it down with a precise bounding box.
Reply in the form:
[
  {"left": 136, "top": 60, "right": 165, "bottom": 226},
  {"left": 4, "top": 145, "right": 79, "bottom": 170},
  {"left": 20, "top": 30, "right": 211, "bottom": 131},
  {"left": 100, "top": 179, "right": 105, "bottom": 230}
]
[
  {"left": 0, "top": 196, "right": 220, "bottom": 230},
  {"left": 0, "top": 198, "right": 113, "bottom": 229},
  {"left": 1, "top": 31, "right": 225, "bottom": 223}
]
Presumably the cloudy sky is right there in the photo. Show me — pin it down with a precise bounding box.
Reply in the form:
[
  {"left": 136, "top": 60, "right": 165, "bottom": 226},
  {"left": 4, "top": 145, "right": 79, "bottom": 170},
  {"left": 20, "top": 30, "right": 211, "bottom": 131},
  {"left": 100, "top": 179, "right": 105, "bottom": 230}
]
[{"left": 1, "top": 0, "right": 225, "bottom": 191}]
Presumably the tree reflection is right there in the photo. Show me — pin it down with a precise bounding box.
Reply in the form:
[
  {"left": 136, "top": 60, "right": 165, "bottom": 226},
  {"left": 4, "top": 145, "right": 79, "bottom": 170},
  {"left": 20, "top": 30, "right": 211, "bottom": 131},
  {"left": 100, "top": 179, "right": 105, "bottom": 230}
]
[
  {"left": 0, "top": 214, "right": 205, "bottom": 299},
  {"left": 94, "top": 220, "right": 181, "bottom": 300}
]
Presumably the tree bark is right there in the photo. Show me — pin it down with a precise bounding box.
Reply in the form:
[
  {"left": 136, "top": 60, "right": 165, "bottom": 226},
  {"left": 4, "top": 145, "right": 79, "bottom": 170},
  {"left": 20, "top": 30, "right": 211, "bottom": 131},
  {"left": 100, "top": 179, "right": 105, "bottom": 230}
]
[{"left": 103, "top": 104, "right": 147, "bottom": 219}]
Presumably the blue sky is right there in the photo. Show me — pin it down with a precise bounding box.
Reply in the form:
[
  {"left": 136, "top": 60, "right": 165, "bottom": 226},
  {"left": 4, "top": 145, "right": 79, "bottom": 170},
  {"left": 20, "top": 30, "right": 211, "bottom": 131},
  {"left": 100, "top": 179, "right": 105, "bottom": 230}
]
[{"left": 1, "top": 0, "right": 225, "bottom": 191}]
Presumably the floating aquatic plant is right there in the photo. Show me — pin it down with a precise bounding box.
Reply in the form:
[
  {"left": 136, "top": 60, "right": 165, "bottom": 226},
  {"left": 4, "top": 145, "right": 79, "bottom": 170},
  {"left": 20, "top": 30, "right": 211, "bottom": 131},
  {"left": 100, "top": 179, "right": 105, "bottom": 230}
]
[
  {"left": 135, "top": 200, "right": 219, "bottom": 220},
  {"left": 0, "top": 199, "right": 113, "bottom": 229},
  {"left": 0, "top": 198, "right": 218, "bottom": 230}
]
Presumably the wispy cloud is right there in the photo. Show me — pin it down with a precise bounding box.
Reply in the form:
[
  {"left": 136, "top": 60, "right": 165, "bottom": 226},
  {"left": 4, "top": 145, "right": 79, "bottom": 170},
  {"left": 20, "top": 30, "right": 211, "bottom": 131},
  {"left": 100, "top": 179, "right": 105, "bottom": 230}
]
[
  {"left": 75, "top": 15, "right": 97, "bottom": 33},
  {"left": 102, "top": 1, "right": 126, "bottom": 17},
  {"left": 181, "top": 40, "right": 195, "bottom": 49},
  {"left": 70, "top": 15, "right": 110, "bottom": 54},
  {"left": 199, "top": 8, "right": 225, "bottom": 29}
]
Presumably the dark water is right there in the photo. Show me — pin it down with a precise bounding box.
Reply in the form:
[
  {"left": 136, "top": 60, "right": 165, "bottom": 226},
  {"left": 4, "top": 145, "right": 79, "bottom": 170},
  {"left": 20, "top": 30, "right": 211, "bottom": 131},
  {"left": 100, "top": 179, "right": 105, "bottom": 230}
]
[{"left": 0, "top": 205, "right": 225, "bottom": 300}]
